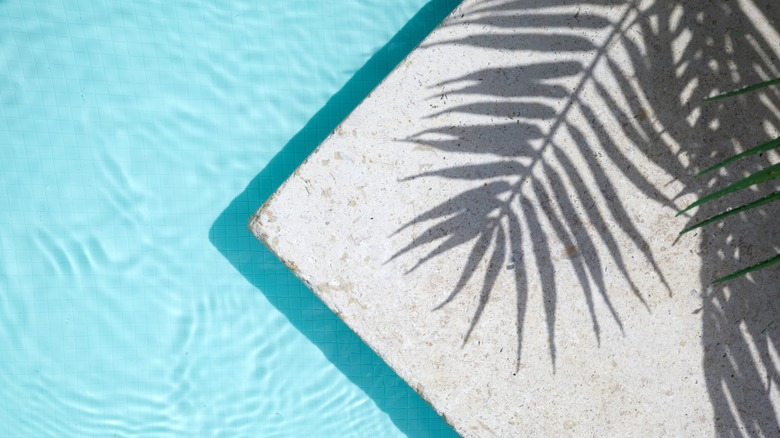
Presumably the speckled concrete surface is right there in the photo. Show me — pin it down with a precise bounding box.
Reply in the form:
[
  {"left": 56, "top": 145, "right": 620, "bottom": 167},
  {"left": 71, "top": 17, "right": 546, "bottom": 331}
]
[{"left": 251, "top": 1, "right": 780, "bottom": 436}]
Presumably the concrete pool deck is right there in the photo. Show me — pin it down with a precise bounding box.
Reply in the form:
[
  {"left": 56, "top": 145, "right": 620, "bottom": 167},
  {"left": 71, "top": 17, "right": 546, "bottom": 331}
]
[{"left": 251, "top": 0, "right": 780, "bottom": 435}]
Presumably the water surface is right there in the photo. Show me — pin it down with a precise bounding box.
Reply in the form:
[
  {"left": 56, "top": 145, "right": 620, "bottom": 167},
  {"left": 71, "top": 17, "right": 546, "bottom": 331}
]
[{"left": 0, "top": 0, "right": 458, "bottom": 435}]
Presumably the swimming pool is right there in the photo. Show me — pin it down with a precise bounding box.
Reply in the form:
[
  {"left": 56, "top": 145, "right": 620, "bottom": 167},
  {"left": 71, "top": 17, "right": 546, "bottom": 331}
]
[{"left": 0, "top": 0, "right": 459, "bottom": 435}]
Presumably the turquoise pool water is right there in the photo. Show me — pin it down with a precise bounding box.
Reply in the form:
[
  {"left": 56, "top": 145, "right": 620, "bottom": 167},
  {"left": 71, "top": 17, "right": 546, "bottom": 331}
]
[{"left": 0, "top": 0, "right": 459, "bottom": 436}]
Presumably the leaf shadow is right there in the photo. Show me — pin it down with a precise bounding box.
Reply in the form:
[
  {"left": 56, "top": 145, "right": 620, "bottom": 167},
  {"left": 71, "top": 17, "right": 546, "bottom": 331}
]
[
  {"left": 389, "top": 10, "right": 780, "bottom": 435},
  {"left": 624, "top": 2, "right": 780, "bottom": 432},
  {"left": 391, "top": 1, "right": 672, "bottom": 373}
]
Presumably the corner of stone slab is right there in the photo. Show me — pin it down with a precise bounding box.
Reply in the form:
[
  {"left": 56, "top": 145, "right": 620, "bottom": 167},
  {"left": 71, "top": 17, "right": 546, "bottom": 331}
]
[{"left": 248, "top": 196, "right": 277, "bottom": 248}]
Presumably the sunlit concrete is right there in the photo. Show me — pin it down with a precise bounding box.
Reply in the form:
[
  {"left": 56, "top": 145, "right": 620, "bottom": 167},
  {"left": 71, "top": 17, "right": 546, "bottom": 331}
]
[{"left": 251, "top": 0, "right": 780, "bottom": 435}]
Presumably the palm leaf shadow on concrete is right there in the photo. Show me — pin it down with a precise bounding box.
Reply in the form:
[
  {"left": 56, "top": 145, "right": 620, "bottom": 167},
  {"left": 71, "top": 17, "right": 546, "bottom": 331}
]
[
  {"left": 208, "top": 1, "right": 461, "bottom": 435},
  {"left": 392, "top": 0, "right": 674, "bottom": 372},
  {"left": 390, "top": 0, "right": 780, "bottom": 433}
]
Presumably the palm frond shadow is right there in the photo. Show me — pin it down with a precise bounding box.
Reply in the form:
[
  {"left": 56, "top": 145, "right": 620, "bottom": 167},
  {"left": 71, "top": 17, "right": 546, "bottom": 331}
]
[
  {"left": 624, "top": 10, "right": 780, "bottom": 436},
  {"left": 391, "top": 1, "right": 673, "bottom": 371},
  {"left": 389, "top": 3, "right": 780, "bottom": 430}
]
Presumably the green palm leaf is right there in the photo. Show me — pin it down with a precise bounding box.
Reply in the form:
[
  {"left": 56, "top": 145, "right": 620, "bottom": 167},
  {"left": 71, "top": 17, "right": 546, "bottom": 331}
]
[
  {"left": 696, "top": 136, "right": 780, "bottom": 177},
  {"left": 703, "top": 77, "right": 780, "bottom": 102},
  {"left": 677, "top": 163, "right": 780, "bottom": 216},
  {"left": 682, "top": 71, "right": 780, "bottom": 283},
  {"left": 678, "top": 162, "right": 780, "bottom": 216},
  {"left": 680, "top": 191, "right": 780, "bottom": 235},
  {"left": 712, "top": 254, "right": 780, "bottom": 284}
]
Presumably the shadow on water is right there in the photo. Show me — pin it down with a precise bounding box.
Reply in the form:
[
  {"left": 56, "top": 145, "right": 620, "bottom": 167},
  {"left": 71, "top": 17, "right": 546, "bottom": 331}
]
[
  {"left": 209, "top": 0, "right": 460, "bottom": 435},
  {"left": 390, "top": 0, "right": 780, "bottom": 433}
]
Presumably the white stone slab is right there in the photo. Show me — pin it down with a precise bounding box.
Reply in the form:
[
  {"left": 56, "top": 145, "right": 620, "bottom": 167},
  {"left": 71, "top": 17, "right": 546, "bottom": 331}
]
[{"left": 252, "top": 1, "right": 780, "bottom": 436}]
